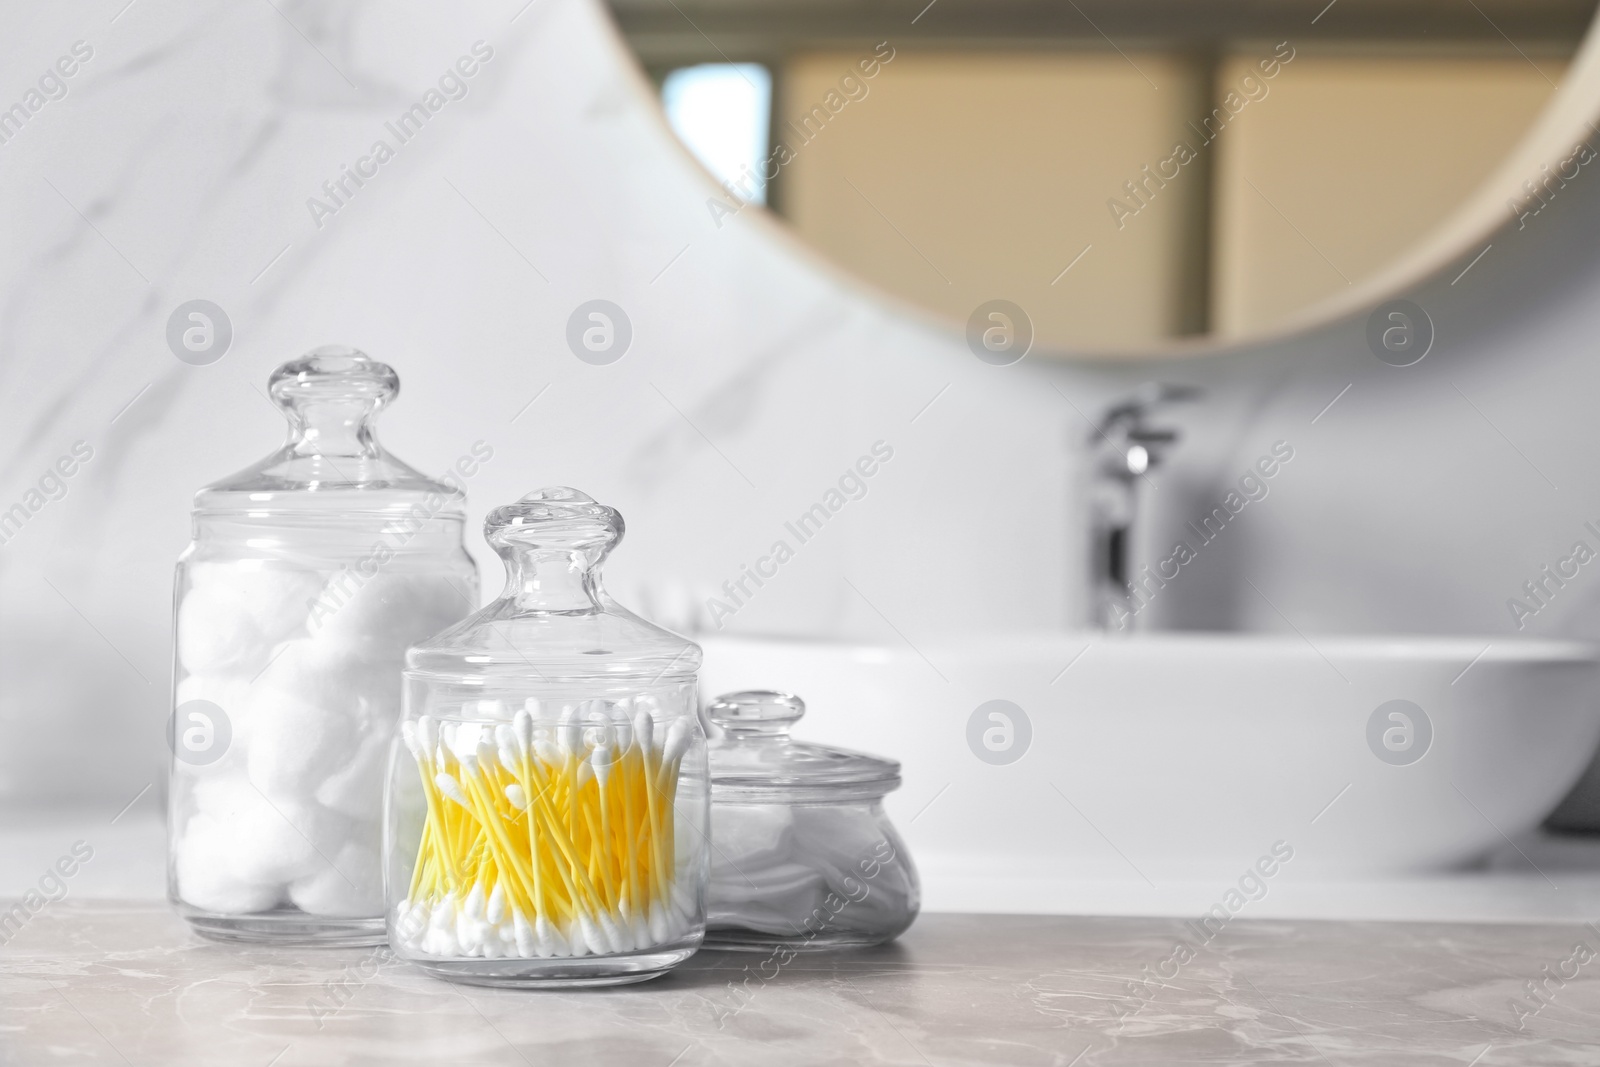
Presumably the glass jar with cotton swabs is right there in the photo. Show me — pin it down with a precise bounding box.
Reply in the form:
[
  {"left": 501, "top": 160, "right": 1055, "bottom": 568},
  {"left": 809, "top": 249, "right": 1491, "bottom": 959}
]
[{"left": 386, "top": 487, "right": 708, "bottom": 987}]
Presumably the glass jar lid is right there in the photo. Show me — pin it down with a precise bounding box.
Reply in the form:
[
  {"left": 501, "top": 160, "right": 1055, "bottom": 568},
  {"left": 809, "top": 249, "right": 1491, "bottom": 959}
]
[
  {"left": 193, "top": 345, "right": 464, "bottom": 517},
  {"left": 405, "top": 487, "right": 702, "bottom": 685},
  {"left": 705, "top": 691, "right": 901, "bottom": 802}
]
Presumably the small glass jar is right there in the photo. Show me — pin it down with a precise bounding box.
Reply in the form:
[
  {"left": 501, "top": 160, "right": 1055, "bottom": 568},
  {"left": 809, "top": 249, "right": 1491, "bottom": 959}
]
[
  {"left": 386, "top": 487, "right": 708, "bottom": 987},
  {"left": 168, "top": 347, "right": 477, "bottom": 946},
  {"left": 704, "top": 691, "right": 919, "bottom": 951}
]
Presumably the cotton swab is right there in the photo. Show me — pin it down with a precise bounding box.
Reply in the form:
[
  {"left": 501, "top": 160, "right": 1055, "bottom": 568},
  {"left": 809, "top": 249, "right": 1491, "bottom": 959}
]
[{"left": 395, "top": 700, "right": 694, "bottom": 960}]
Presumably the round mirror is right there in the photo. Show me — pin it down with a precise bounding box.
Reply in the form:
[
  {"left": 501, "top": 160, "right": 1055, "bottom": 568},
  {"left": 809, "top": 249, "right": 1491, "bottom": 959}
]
[{"left": 604, "top": 0, "right": 1600, "bottom": 356}]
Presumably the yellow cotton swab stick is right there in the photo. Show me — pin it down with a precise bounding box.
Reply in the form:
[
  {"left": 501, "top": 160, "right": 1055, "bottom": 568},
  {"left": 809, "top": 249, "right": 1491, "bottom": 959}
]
[
  {"left": 598, "top": 702, "right": 644, "bottom": 938},
  {"left": 655, "top": 719, "right": 690, "bottom": 896},
  {"left": 455, "top": 762, "right": 538, "bottom": 921},
  {"left": 504, "top": 800, "right": 566, "bottom": 956},
  {"left": 630, "top": 707, "right": 667, "bottom": 903},
  {"left": 401, "top": 721, "right": 437, "bottom": 903},
  {"left": 517, "top": 742, "right": 618, "bottom": 952},
  {"left": 611, "top": 725, "right": 645, "bottom": 930},
  {"left": 416, "top": 718, "right": 461, "bottom": 896},
  {"left": 399, "top": 699, "right": 692, "bottom": 960},
  {"left": 590, "top": 744, "right": 617, "bottom": 904}
]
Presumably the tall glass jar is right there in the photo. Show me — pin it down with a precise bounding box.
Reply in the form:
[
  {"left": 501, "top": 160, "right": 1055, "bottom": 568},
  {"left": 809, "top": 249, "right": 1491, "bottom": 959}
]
[
  {"left": 386, "top": 487, "right": 708, "bottom": 988},
  {"left": 168, "top": 346, "right": 478, "bottom": 946}
]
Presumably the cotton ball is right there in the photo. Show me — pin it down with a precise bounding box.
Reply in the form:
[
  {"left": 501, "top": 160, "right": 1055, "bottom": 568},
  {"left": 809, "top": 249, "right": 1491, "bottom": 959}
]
[
  {"left": 240, "top": 566, "right": 321, "bottom": 643},
  {"left": 289, "top": 840, "right": 383, "bottom": 918},
  {"left": 247, "top": 686, "right": 358, "bottom": 801},
  {"left": 221, "top": 564, "right": 323, "bottom": 642},
  {"left": 184, "top": 563, "right": 324, "bottom": 657},
  {"left": 174, "top": 813, "right": 283, "bottom": 914},
  {"left": 193, "top": 776, "right": 345, "bottom": 886},
  {"left": 174, "top": 674, "right": 254, "bottom": 718},
  {"left": 299, "top": 589, "right": 402, "bottom": 676},
  {"left": 190, "top": 773, "right": 250, "bottom": 819},
  {"left": 172, "top": 674, "right": 256, "bottom": 773},
  {"left": 315, "top": 728, "right": 392, "bottom": 823},
  {"left": 310, "top": 573, "right": 471, "bottom": 662},
  {"left": 168, "top": 776, "right": 207, "bottom": 832},
  {"left": 350, "top": 657, "right": 403, "bottom": 725},
  {"left": 253, "top": 637, "right": 363, "bottom": 720},
  {"left": 236, "top": 800, "right": 350, "bottom": 888},
  {"left": 177, "top": 583, "right": 267, "bottom": 676}
]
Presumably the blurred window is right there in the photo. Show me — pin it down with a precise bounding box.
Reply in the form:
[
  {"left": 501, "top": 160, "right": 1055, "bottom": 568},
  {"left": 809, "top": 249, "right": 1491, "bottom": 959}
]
[{"left": 662, "top": 63, "right": 772, "bottom": 204}]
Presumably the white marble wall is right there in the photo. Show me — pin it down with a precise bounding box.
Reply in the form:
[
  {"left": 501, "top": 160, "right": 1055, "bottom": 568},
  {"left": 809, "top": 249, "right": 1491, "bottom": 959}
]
[{"left": 2, "top": 0, "right": 1598, "bottom": 811}]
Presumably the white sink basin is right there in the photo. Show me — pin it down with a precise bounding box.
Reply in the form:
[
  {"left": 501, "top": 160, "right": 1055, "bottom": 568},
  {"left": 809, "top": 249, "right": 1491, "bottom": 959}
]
[{"left": 700, "top": 632, "right": 1600, "bottom": 884}]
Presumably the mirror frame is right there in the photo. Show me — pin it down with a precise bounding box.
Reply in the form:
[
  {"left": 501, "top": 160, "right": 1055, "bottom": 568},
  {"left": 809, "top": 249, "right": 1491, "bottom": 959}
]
[{"left": 596, "top": 2, "right": 1600, "bottom": 359}]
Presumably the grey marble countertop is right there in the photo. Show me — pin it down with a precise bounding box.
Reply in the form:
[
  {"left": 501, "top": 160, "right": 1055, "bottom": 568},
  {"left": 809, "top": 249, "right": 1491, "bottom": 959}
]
[{"left": 3, "top": 903, "right": 1598, "bottom": 1064}]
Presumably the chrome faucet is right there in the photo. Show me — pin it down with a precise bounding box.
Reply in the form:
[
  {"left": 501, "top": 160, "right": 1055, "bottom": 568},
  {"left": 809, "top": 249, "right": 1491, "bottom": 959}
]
[{"left": 1088, "top": 383, "right": 1199, "bottom": 631}]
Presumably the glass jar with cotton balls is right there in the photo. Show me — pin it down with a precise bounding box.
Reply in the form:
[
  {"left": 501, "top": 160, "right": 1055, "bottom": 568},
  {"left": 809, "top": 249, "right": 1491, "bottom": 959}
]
[{"left": 168, "top": 346, "right": 478, "bottom": 946}]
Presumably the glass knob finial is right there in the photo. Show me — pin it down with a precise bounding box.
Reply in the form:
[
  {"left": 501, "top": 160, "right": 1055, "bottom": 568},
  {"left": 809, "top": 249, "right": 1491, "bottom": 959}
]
[
  {"left": 485, "top": 486, "right": 624, "bottom": 550},
  {"left": 520, "top": 487, "right": 594, "bottom": 504},
  {"left": 269, "top": 346, "right": 398, "bottom": 409},
  {"left": 707, "top": 691, "right": 805, "bottom": 736},
  {"left": 266, "top": 346, "right": 398, "bottom": 459},
  {"left": 483, "top": 487, "right": 626, "bottom": 612}
]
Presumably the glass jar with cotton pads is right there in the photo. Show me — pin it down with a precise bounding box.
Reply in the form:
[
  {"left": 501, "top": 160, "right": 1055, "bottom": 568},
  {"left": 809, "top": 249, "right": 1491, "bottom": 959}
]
[
  {"left": 704, "top": 690, "right": 919, "bottom": 951},
  {"left": 168, "top": 347, "right": 478, "bottom": 946},
  {"left": 386, "top": 487, "right": 709, "bottom": 988},
  {"left": 707, "top": 694, "right": 921, "bottom": 953}
]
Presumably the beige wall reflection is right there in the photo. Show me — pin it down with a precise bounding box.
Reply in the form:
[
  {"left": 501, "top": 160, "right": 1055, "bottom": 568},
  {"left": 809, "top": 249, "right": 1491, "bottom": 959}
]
[
  {"left": 779, "top": 51, "right": 1208, "bottom": 349},
  {"left": 1212, "top": 53, "right": 1563, "bottom": 337},
  {"left": 774, "top": 48, "right": 1565, "bottom": 350}
]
